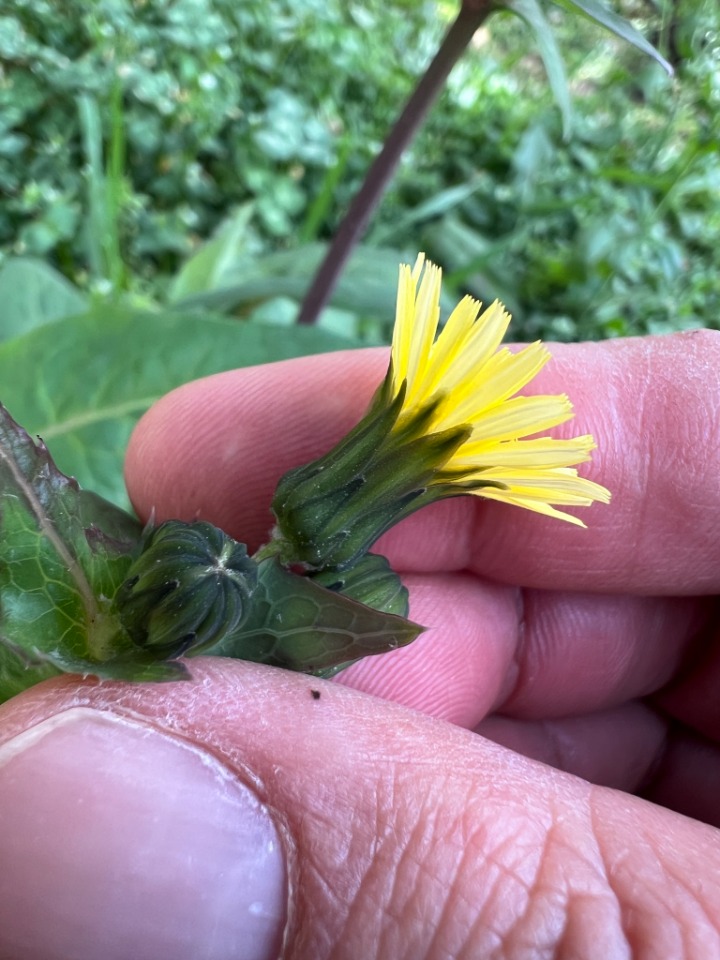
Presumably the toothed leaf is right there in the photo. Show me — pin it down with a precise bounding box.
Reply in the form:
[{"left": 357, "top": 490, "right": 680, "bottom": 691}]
[
  {"left": 212, "top": 558, "right": 422, "bottom": 676},
  {"left": 0, "top": 405, "right": 184, "bottom": 704}
]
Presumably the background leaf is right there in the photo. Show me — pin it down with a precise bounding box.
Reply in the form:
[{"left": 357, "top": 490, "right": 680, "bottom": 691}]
[
  {"left": 507, "top": 0, "right": 573, "bottom": 139},
  {"left": 0, "top": 258, "right": 88, "bottom": 341},
  {"left": 0, "top": 306, "right": 352, "bottom": 507},
  {"left": 552, "top": 0, "right": 673, "bottom": 74},
  {"left": 169, "top": 243, "right": 454, "bottom": 320},
  {"left": 168, "top": 203, "right": 256, "bottom": 302}
]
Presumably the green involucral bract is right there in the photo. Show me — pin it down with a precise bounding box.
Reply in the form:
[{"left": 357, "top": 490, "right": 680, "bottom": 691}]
[{"left": 269, "top": 378, "right": 472, "bottom": 570}]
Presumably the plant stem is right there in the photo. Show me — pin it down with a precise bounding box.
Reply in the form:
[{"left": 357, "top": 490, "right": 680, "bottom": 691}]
[{"left": 296, "top": 0, "right": 494, "bottom": 326}]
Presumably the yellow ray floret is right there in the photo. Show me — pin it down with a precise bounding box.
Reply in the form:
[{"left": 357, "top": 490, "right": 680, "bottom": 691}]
[{"left": 389, "top": 254, "right": 611, "bottom": 525}]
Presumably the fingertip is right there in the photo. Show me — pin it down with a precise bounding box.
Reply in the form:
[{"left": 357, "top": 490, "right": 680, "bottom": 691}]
[
  {"left": 125, "top": 350, "right": 386, "bottom": 544},
  {"left": 334, "top": 573, "right": 521, "bottom": 729}
]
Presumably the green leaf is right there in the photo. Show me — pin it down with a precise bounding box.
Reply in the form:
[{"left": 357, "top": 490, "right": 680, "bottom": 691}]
[
  {"left": 0, "top": 405, "right": 184, "bottom": 705},
  {"left": 168, "top": 204, "right": 256, "bottom": 302},
  {"left": 169, "top": 243, "right": 420, "bottom": 319},
  {"left": 0, "top": 304, "right": 352, "bottom": 508},
  {"left": 0, "top": 258, "right": 88, "bottom": 342},
  {"left": 212, "top": 558, "right": 422, "bottom": 676},
  {"left": 310, "top": 552, "right": 411, "bottom": 676},
  {"left": 551, "top": 0, "right": 673, "bottom": 75},
  {"left": 371, "top": 178, "right": 488, "bottom": 247},
  {"left": 507, "top": 0, "right": 573, "bottom": 139}
]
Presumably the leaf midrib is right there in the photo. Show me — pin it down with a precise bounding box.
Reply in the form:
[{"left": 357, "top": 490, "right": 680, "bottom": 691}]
[
  {"left": 0, "top": 444, "right": 100, "bottom": 628},
  {"left": 36, "top": 396, "right": 159, "bottom": 439}
]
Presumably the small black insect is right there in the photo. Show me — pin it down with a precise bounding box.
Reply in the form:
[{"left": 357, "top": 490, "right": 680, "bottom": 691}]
[{"left": 310, "top": 689, "right": 321, "bottom": 700}]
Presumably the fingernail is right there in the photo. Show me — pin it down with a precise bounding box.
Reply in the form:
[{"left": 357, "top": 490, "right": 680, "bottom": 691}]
[{"left": 0, "top": 708, "right": 286, "bottom": 960}]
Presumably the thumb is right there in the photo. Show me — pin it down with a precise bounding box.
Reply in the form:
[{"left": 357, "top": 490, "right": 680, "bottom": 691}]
[{"left": 1, "top": 661, "right": 718, "bottom": 960}]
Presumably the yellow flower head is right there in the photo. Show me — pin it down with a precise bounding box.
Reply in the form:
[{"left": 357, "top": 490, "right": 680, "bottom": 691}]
[
  {"left": 272, "top": 254, "right": 610, "bottom": 569},
  {"left": 389, "top": 254, "right": 610, "bottom": 525}
]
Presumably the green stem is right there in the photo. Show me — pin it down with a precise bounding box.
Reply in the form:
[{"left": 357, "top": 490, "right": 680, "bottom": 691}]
[
  {"left": 106, "top": 75, "right": 127, "bottom": 295},
  {"left": 296, "top": 0, "right": 495, "bottom": 325}
]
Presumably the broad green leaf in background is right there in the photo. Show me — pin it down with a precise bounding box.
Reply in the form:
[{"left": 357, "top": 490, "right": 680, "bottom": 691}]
[
  {"left": 213, "top": 557, "right": 422, "bottom": 677},
  {"left": 551, "top": 0, "right": 673, "bottom": 75},
  {"left": 0, "top": 406, "right": 185, "bottom": 703},
  {"left": 0, "top": 258, "right": 88, "bottom": 342},
  {"left": 422, "top": 214, "right": 523, "bottom": 319},
  {"left": 0, "top": 306, "right": 352, "bottom": 507},
  {"left": 168, "top": 243, "right": 451, "bottom": 320}
]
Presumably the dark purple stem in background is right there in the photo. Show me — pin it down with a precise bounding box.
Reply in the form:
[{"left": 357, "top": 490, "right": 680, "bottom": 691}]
[{"left": 296, "top": 0, "right": 495, "bottom": 326}]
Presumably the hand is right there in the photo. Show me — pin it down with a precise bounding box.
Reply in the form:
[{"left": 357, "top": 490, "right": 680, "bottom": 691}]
[{"left": 1, "top": 330, "right": 719, "bottom": 959}]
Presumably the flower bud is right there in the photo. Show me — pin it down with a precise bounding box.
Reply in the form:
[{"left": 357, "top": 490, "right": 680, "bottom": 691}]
[{"left": 114, "top": 520, "right": 257, "bottom": 658}]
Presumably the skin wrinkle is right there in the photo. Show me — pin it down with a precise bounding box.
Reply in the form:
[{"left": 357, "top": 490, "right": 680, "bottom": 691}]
[
  {"left": 554, "top": 893, "right": 628, "bottom": 960},
  {"left": 661, "top": 859, "right": 720, "bottom": 959},
  {"left": 406, "top": 778, "right": 498, "bottom": 960},
  {"left": 337, "top": 781, "right": 412, "bottom": 959},
  {"left": 382, "top": 812, "right": 450, "bottom": 960},
  {"left": 360, "top": 773, "right": 469, "bottom": 960},
  {"left": 482, "top": 833, "right": 550, "bottom": 957},
  {"left": 451, "top": 803, "right": 554, "bottom": 959},
  {"left": 507, "top": 816, "right": 632, "bottom": 960},
  {"left": 589, "top": 789, "right": 720, "bottom": 959}
]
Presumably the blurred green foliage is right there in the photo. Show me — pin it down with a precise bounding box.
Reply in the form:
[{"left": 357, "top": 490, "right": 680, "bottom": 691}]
[
  {"left": 0, "top": 0, "right": 442, "bottom": 292},
  {"left": 0, "top": 0, "right": 718, "bottom": 344}
]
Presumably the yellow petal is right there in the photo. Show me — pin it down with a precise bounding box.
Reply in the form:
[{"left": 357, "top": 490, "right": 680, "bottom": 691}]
[
  {"left": 410, "top": 294, "right": 480, "bottom": 403},
  {"left": 404, "top": 260, "right": 443, "bottom": 401},
  {"left": 463, "top": 394, "right": 575, "bottom": 445},
  {"left": 450, "top": 435, "right": 597, "bottom": 470},
  {"left": 434, "top": 341, "right": 551, "bottom": 430},
  {"left": 390, "top": 264, "right": 416, "bottom": 391},
  {"left": 470, "top": 487, "right": 590, "bottom": 526}
]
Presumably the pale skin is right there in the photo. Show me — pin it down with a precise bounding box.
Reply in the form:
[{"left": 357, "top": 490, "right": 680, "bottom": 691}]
[{"left": 2, "top": 329, "right": 720, "bottom": 957}]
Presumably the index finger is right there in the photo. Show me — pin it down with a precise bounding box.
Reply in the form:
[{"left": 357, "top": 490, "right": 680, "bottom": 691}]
[{"left": 125, "top": 329, "right": 720, "bottom": 594}]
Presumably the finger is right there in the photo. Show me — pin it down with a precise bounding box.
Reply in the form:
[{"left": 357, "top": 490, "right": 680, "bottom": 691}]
[
  {"left": 126, "top": 330, "right": 720, "bottom": 593},
  {"left": 476, "top": 702, "right": 666, "bottom": 793},
  {"left": 653, "top": 619, "right": 720, "bottom": 741},
  {"left": 498, "top": 589, "right": 709, "bottom": 718},
  {"left": 334, "top": 573, "right": 521, "bottom": 729},
  {"left": 335, "top": 578, "right": 707, "bottom": 729},
  {"left": 641, "top": 720, "right": 720, "bottom": 827},
  {"left": 125, "top": 349, "right": 387, "bottom": 550},
  {"left": 1, "top": 662, "right": 719, "bottom": 960}
]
